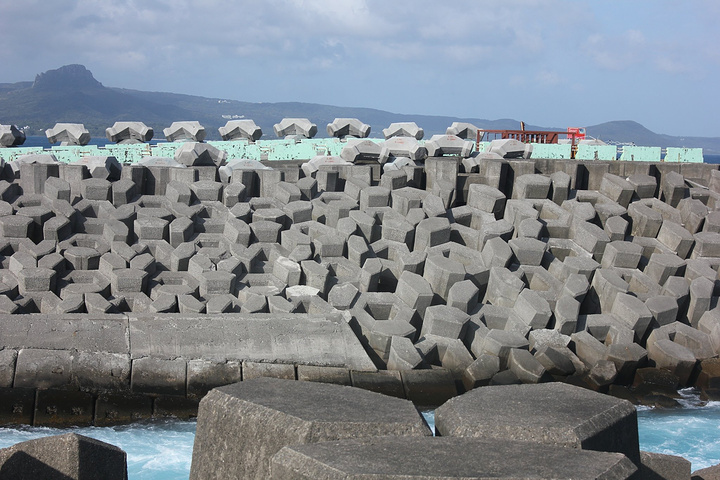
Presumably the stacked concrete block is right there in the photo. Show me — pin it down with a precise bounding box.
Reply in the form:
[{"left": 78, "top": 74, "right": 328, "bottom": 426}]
[
  {"left": 379, "top": 137, "right": 427, "bottom": 164},
  {"left": 0, "top": 124, "right": 26, "bottom": 147},
  {"left": 425, "top": 135, "right": 474, "bottom": 157},
  {"left": 46, "top": 123, "right": 91, "bottom": 146},
  {"left": 513, "top": 174, "right": 551, "bottom": 200},
  {"left": 488, "top": 139, "right": 530, "bottom": 159},
  {"left": 382, "top": 122, "right": 424, "bottom": 140},
  {"left": 327, "top": 118, "right": 371, "bottom": 138},
  {"left": 218, "top": 119, "right": 262, "bottom": 141},
  {"left": 174, "top": 142, "right": 227, "bottom": 167},
  {"left": 446, "top": 122, "right": 482, "bottom": 140},
  {"left": 0, "top": 133, "right": 720, "bottom": 426},
  {"left": 274, "top": 118, "right": 318, "bottom": 139},
  {"left": 106, "top": 121, "right": 154, "bottom": 144},
  {"left": 340, "top": 139, "right": 382, "bottom": 163},
  {"left": 163, "top": 121, "right": 206, "bottom": 142}
]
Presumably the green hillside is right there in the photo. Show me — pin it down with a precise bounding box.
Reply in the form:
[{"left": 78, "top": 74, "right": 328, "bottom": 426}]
[{"left": 1, "top": 65, "right": 718, "bottom": 152}]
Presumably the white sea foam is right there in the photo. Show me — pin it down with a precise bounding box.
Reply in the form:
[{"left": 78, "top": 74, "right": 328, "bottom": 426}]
[{"left": 638, "top": 389, "right": 720, "bottom": 470}]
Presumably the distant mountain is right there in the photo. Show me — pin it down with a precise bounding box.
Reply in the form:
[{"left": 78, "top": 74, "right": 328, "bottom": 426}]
[
  {"left": 584, "top": 121, "right": 720, "bottom": 153},
  {"left": 1, "top": 65, "right": 719, "bottom": 152}
]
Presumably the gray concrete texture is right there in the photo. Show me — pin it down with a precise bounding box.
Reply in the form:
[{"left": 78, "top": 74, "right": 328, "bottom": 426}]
[
  {"left": 0, "top": 432, "right": 128, "bottom": 479},
  {"left": 0, "top": 124, "right": 26, "bottom": 147},
  {"left": 45, "top": 123, "right": 91, "bottom": 146},
  {"left": 105, "top": 121, "right": 154, "bottom": 144},
  {"left": 0, "top": 134, "right": 719, "bottom": 422},
  {"left": 190, "top": 377, "right": 430, "bottom": 479}
]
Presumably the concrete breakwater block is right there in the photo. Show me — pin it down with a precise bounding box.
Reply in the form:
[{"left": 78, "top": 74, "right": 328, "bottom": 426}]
[
  {"left": 189, "top": 377, "right": 431, "bottom": 479},
  {"left": 45, "top": 123, "right": 91, "bottom": 146},
  {"left": 0, "top": 124, "right": 26, "bottom": 147},
  {"left": 274, "top": 118, "right": 318, "bottom": 139},
  {"left": 219, "top": 119, "right": 262, "bottom": 142},
  {"left": 0, "top": 141, "right": 719, "bottom": 416},
  {"left": 105, "top": 121, "right": 154, "bottom": 144},
  {"left": 270, "top": 436, "right": 637, "bottom": 480},
  {"left": 434, "top": 382, "right": 640, "bottom": 464},
  {"left": 0, "top": 432, "right": 127, "bottom": 480},
  {"left": 163, "top": 121, "right": 206, "bottom": 142},
  {"left": 327, "top": 118, "right": 371, "bottom": 139}
]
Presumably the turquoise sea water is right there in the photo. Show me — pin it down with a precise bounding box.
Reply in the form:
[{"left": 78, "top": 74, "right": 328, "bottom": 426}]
[{"left": 0, "top": 395, "right": 718, "bottom": 479}]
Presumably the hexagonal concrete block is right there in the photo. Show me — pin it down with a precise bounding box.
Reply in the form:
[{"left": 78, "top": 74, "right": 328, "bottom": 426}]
[
  {"left": 340, "top": 139, "right": 382, "bottom": 163},
  {"left": 446, "top": 122, "right": 483, "bottom": 140},
  {"left": 327, "top": 118, "right": 371, "bottom": 138},
  {"left": 105, "top": 121, "right": 154, "bottom": 144},
  {"left": 219, "top": 119, "right": 263, "bottom": 141},
  {"left": 379, "top": 137, "right": 428, "bottom": 163},
  {"left": 0, "top": 124, "right": 26, "bottom": 147},
  {"left": 382, "top": 122, "right": 424, "bottom": 140},
  {"left": 74, "top": 155, "right": 122, "bottom": 181},
  {"left": 189, "top": 378, "right": 430, "bottom": 480},
  {"left": 163, "top": 121, "right": 206, "bottom": 142},
  {"left": 273, "top": 118, "right": 318, "bottom": 139},
  {"left": 425, "top": 134, "right": 475, "bottom": 158},
  {"left": 488, "top": 139, "right": 528, "bottom": 159},
  {"left": 174, "top": 142, "right": 227, "bottom": 167},
  {"left": 435, "top": 382, "right": 640, "bottom": 464},
  {"left": 45, "top": 123, "right": 91, "bottom": 146}
]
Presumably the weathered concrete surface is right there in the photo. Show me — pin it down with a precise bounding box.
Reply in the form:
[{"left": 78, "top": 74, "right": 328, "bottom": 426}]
[
  {"left": 435, "top": 382, "right": 640, "bottom": 464},
  {"left": 0, "top": 433, "right": 127, "bottom": 479},
  {"left": 271, "top": 436, "right": 637, "bottom": 479},
  {"left": 0, "top": 314, "right": 130, "bottom": 353},
  {"left": 106, "top": 122, "right": 153, "bottom": 144},
  {"left": 189, "top": 377, "right": 430, "bottom": 480},
  {"left": 128, "top": 313, "right": 376, "bottom": 371}
]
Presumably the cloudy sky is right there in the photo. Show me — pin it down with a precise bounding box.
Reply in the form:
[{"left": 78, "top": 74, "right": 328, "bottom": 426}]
[{"left": 1, "top": 0, "right": 717, "bottom": 136}]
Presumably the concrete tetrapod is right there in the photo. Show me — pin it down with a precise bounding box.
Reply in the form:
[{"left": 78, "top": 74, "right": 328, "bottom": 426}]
[{"left": 189, "top": 377, "right": 430, "bottom": 480}]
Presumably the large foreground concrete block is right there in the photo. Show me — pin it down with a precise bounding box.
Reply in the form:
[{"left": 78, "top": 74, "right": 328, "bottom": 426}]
[
  {"left": 190, "top": 377, "right": 430, "bottom": 480},
  {"left": 0, "top": 433, "right": 127, "bottom": 479},
  {"left": 271, "top": 436, "right": 636, "bottom": 479},
  {"left": 435, "top": 383, "right": 640, "bottom": 464}
]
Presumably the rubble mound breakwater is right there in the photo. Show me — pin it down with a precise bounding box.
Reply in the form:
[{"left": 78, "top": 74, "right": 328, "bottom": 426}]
[{"left": 0, "top": 130, "right": 719, "bottom": 429}]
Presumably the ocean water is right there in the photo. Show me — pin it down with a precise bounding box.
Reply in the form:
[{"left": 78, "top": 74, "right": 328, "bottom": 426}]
[
  {"left": 637, "top": 390, "right": 720, "bottom": 470},
  {"left": 0, "top": 399, "right": 717, "bottom": 479}
]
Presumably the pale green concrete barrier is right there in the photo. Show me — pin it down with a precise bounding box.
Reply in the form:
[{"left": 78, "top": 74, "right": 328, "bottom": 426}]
[
  {"left": 531, "top": 143, "right": 572, "bottom": 159},
  {"left": 576, "top": 145, "right": 617, "bottom": 161},
  {"left": 664, "top": 147, "right": 703, "bottom": 163},
  {"left": 620, "top": 146, "right": 661, "bottom": 162}
]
